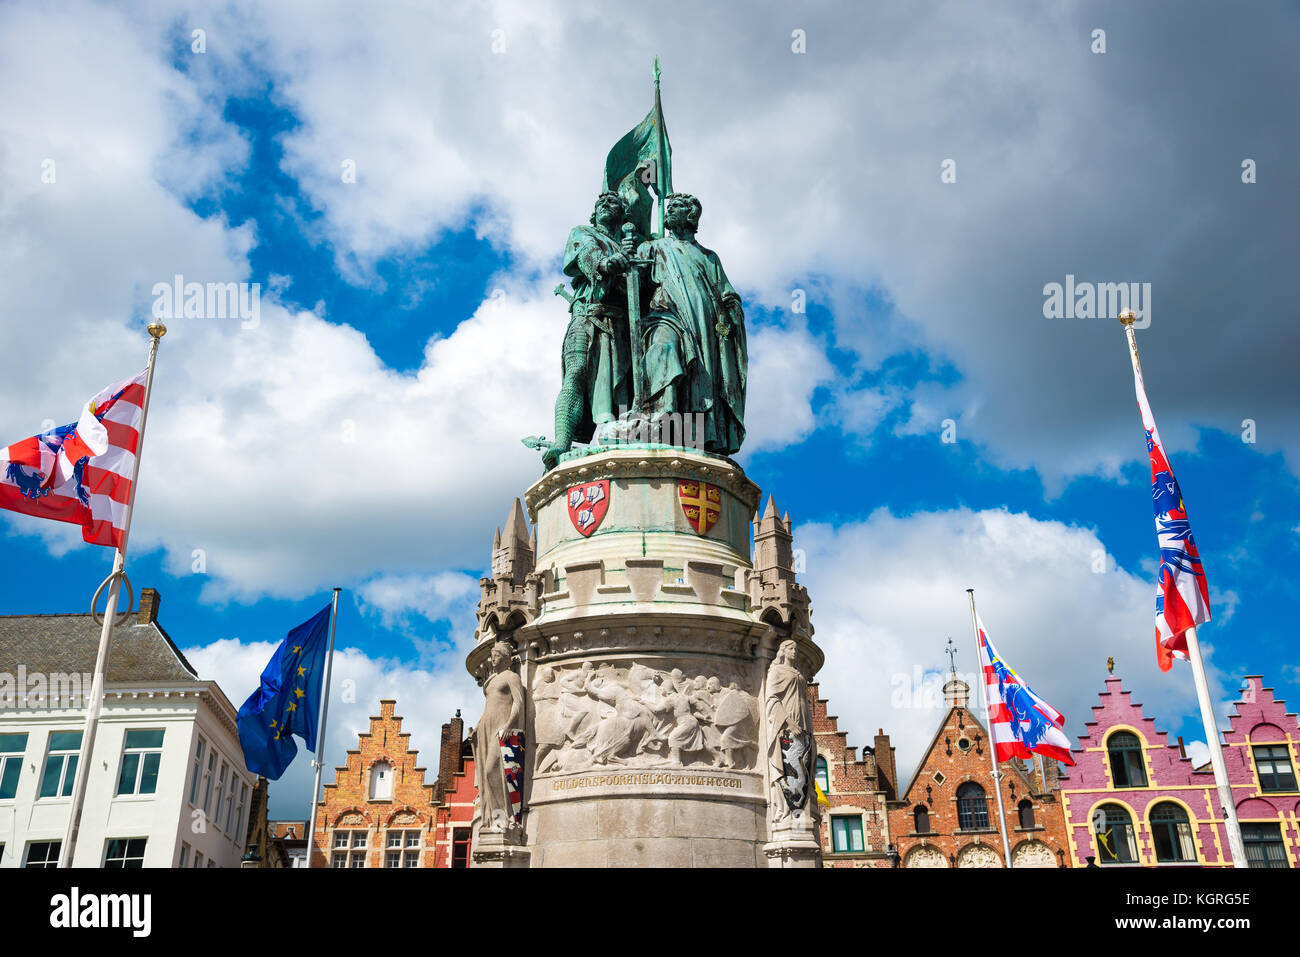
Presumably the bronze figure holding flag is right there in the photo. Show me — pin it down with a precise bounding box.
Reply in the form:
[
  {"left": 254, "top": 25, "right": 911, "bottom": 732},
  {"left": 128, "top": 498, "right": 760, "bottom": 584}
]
[{"left": 536, "top": 62, "right": 748, "bottom": 469}]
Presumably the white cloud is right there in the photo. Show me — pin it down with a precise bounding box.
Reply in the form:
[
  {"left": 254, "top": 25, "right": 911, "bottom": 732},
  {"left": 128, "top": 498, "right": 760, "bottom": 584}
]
[
  {"left": 792, "top": 506, "right": 1228, "bottom": 791},
  {"left": 182, "top": 637, "right": 479, "bottom": 819},
  {"left": 1184, "top": 739, "right": 1210, "bottom": 769}
]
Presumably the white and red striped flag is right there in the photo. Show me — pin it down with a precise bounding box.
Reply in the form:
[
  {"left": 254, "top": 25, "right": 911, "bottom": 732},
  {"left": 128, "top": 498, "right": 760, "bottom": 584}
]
[
  {"left": 0, "top": 370, "right": 148, "bottom": 549},
  {"left": 976, "top": 614, "right": 1075, "bottom": 766}
]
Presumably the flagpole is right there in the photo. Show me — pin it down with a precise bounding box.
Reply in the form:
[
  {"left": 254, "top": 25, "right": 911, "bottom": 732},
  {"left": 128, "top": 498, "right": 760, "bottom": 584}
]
[
  {"left": 304, "top": 587, "right": 341, "bottom": 868},
  {"left": 58, "top": 321, "right": 166, "bottom": 868},
  {"left": 1117, "top": 310, "right": 1247, "bottom": 868},
  {"left": 966, "top": 589, "right": 1013, "bottom": 868}
]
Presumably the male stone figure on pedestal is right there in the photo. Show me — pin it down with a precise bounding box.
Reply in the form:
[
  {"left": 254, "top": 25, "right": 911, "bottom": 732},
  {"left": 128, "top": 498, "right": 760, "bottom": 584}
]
[
  {"left": 635, "top": 192, "right": 747, "bottom": 456},
  {"left": 544, "top": 192, "right": 635, "bottom": 470}
]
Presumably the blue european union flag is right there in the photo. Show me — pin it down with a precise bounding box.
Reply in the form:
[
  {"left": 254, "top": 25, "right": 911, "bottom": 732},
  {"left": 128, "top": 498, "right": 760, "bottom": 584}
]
[{"left": 236, "top": 603, "right": 333, "bottom": 780}]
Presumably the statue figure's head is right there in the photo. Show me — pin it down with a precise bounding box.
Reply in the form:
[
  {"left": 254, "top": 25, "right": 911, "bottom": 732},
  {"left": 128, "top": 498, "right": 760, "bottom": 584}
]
[
  {"left": 536, "top": 665, "right": 555, "bottom": 684},
  {"left": 706, "top": 677, "right": 722, "bottom": 694},
  {"left": 665, "top": 192, "right": 702, "bottom": 234},
  {"left": 590, "top": 190, "right": 625, "bottom": 229},
  {"left": 776, "top": 639, "right": 798, "bottom": 666},
  {"left": 489, "top": 640, "right": 513, "bottom": 672}
]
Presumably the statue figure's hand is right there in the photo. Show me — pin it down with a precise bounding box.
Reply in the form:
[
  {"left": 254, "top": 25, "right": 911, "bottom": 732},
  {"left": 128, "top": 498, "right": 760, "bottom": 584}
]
[{"left": 601, "top": 252, "right": 630, "bottom": 275}]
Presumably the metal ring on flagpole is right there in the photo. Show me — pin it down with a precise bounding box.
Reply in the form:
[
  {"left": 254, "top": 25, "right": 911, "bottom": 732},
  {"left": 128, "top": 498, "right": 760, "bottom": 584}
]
[{"left": 91, "top": 571, "right": 134, "bottom": 628}]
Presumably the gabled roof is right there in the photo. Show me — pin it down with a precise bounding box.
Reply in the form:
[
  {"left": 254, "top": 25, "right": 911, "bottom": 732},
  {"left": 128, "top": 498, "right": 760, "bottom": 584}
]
[
  {"left": 900, "top": 705, "right": 1035, "bottom": 803},
  {"left": 0, "top": 613, "right": 198, "bottom": 684}
]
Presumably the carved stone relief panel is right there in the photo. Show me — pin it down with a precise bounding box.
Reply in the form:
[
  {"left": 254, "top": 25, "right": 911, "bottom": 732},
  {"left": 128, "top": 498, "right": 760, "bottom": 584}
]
[{"left": 532, "top": 660, "right": 759, "bottom": 774}]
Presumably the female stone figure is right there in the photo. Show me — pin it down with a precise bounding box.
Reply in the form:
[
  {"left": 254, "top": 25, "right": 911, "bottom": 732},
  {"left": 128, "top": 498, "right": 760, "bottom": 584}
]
[
  {"left": 765, "top": 640, "right": 814, "bottom": 824},
  {"left": 474, "top": 641, "right": 525, "bottom": 833}
]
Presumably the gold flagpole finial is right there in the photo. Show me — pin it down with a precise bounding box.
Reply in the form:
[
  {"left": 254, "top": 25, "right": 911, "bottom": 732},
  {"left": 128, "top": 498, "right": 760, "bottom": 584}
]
[
  {"left": 147, "top": 321, "right": 168, "bottom": 339},
  {"left": 1117, "top": 309, "right": 1138, "bottom": 327}
]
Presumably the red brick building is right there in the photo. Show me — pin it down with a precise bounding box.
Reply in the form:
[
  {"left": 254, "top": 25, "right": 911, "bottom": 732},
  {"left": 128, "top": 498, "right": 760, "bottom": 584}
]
[
  {"left": 885, "top": 673, "right": 1071, "bottom": 868},
  {"left": 809, "top": 682, "right": 897, "bottom": 867},
  {"left": 431, "top": 714, "right": 476, "bottom": 868}
]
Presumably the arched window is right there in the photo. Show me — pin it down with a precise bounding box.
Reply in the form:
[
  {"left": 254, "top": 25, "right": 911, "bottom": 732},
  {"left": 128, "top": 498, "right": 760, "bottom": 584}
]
[
  {"left": 1096, "top": 803, "right": 1138, "bottom": 864},
  {"left": 369, "top": 761, "right": 393, "bottom": 801},
  {"left": 956, "top": 782, "right": 989, "bottom": 830},
  {"left": 1107, "top": 731, "right": 1148, "bottom": 788},
  {"left": 913, "top": 805, "right": 930, "bottom": 833},
  {"left": 1017, "top": 799, "right": 1035, "bottom": 830},
  {"left": 814, "top": 756, "right": 830, "bottom": 794},
  {"left": 1150, "top": 803, "right": 1196, "bottom": 863}
]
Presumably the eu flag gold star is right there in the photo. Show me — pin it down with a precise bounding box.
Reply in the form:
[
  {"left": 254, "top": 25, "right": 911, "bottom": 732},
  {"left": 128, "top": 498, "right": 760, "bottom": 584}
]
[
  {"left": 298, "top": 666, "right": 306, "bottom": 677},
  {"left": 294, "top": 687, "right": 305, "bottom": 699},
  {"left": 291, "top": 645, "right": 302, "bottom": 654},
  {"left": 287, "top": 701, "right": 297, "bottom": 713}
]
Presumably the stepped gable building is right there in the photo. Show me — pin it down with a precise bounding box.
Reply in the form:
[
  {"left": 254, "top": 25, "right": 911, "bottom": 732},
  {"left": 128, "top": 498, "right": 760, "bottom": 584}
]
[
  {"left": 885, "top": 671, "right": 1071, "bottom": 868},
  {"left": 310, "top": 699, "right": 438, "bottom": 867},
  {"left": 1063, "top": 669, "right": 1299, "bottom": 868},
  {"left": 0, "top": 588, "right": 256, "bottom": 868},
  {"left": 809, "top": 682, "right": 896, "bottom": 867},
  {"left": 308, "top": 701, "right": 477, "bottom": 867}
]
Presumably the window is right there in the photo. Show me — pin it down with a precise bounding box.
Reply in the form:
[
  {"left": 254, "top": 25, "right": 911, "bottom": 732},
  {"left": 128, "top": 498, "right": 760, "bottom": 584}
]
[
  {"left": 225, "top": 778, "right": 238, "bottom": 834},
  {"left": 117, "top": 729, "right": 164, "bottom": 796},
  {"left": 179, "top": 843, "right": 191, "bottom": 868},
  {"left": 188, "top": 737, "right": 205, "bottom": 805},
  {"left": 1253, "top": 745, "right": 1297, "bottom": 793},
  {"left": 1242, "top": 823, "right": 1288, "bottom": 869},
  {"left": 234, "top": 783, "right": 249, "bottom": 841},
  {"left": 214, "top": 761, "right": 228, "bottom": 828},
  {"left": 104, "top": 838, "right": 147, "bottom": 868},
  {"left": 1107, "top": 731, "right": 1148, "bottom": 788},
  {"left": 1096, "top": 803, "right": 1139, "bottom": 864},
  {"left": 193, "top": 852, "right": 204, "bottom": 868},
  {"left": 202, "top": 750, "right": 216, "bottom": 814},
  {"left": 370, "top": 761, "right": 393, "bottom": 800},
  {"left": 24, "top": 841, "right": 61, "bottom": 868},
  {"left": 451, "top": 829, "right": 471, "bottom": 868},
  {"left": 383, "top": 829, "right": 422, "bottom": 867},
  {"left": 39, "top": 731, "right": 82, "bottom": 798},
  {"left": 1149, "top": 803, "right": 1196, "bottom": 863},
  {"left": 831, "top": 816, "right": 864, "bottom": 853},
  {"left": 0, "top": 733, "right": 26, "bottom": 800},
  {"left": 913, "top": 805, "right": 930, "bottom": 834},
  {"left": 956, "top": 782, "right": 990, "bottom": 830},
  {"left": 1017, "top": 799, "right": 1036, "bottom": 829},
  {"left": 332, "top": 830, "right": 368, "bottom": 868},
  {"left": 814, "top": 757, "right": 830, "bottom": 794}
]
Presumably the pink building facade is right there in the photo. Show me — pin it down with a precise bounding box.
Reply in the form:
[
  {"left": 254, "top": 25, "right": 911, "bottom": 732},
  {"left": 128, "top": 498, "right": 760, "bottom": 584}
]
[{"left": 1062, "top": 674, "right": 1299, "bottom": 868}]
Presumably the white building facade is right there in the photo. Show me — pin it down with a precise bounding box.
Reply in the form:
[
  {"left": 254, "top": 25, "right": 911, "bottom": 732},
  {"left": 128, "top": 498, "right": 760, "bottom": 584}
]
[{"left": 0, "top": 589, "right": 256, "bottom": 868}]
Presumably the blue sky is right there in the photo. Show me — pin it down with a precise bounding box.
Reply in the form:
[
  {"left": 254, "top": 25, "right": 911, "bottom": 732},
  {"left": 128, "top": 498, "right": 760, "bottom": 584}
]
[{"left": 1, "top": 1, "right": 1296, "bottom": 816}]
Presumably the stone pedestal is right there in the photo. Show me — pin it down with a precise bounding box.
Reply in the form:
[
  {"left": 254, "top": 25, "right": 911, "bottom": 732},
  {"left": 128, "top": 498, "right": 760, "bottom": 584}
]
[
  {"left": 764, "top": 817, "right": 823, "bottom": 868},
  {"left": 466, "top": 446, "right": 823, "bottom": 867},
  {"left": 471, "top": 829, "right": 531, "bottom": 868}
]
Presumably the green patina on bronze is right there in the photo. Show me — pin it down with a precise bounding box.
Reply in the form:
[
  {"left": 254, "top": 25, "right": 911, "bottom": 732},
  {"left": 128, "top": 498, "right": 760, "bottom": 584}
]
[{"left": 536, "top": 62, "right": 748, "bottom": 472}]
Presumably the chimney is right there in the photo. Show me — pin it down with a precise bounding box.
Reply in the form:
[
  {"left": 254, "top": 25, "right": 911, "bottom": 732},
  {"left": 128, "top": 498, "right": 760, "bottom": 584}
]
[
  {"left": 874, "top": 728, "right": 897, "bottom": 800},
  {"left": 438, "top": 710, "right": 465, "bottom": 792},
  {"left": 137, "top": 588, "right": 161, "bottom": 624}
]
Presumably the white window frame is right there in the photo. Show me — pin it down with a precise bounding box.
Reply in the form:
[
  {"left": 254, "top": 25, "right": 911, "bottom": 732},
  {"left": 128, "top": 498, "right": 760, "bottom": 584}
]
[
  {"left": 103, "top": 838, "right": 147, "bottom": 868},
  {"left": 383, "top": 829, "right": 421, "bottom": 867},
  {"left": 189, "top": 737, "right": 206, "bottom": 805},
  {"left": 38, "top": 732, "right": 82, "bottom": 799},
  {"left": 116, "top": 729, "right": 165, "bottom": 796},
  {"left": 0, "top": 732, "right": 27, "bottom": 801}
]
